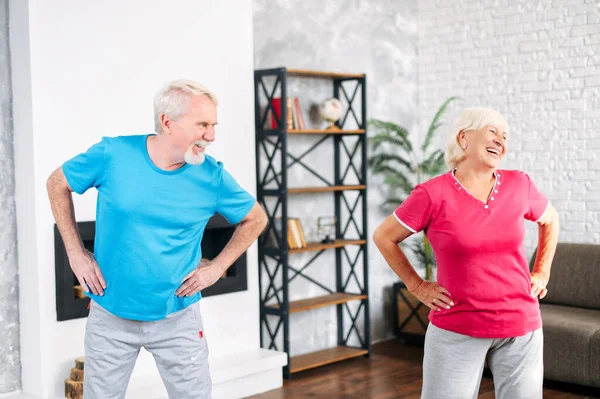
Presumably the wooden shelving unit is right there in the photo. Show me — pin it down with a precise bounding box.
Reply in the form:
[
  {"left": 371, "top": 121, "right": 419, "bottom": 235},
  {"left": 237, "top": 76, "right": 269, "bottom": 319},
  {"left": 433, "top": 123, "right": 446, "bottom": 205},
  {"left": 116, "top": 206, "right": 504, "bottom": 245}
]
[
  {"left": 290, "top": 346, "right": 369, "bottom": 373},
  {"left": 254, "top": 67, "right": 370, "bottom": 379},
  {"left": 289, "top": 239, "right": 367, "bottom": 254},
  {"left": 267, "top": 292, "right": 368, "bottom": 313},
  {"left": 288, "top": 185, "right": 366, "bottom": 194},
  {"left": 287, "top": 129, "right": 365, "bottom": 135},
  {"left": 286, "top": 69, "right": 365, "bottom": 79}
]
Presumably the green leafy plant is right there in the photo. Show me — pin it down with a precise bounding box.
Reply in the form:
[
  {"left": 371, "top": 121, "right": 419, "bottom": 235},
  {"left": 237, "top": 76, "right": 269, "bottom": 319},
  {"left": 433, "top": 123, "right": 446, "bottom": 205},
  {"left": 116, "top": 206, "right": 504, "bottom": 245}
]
[{"left": 368, "top": 97, "right": 457, "bottom": 280}]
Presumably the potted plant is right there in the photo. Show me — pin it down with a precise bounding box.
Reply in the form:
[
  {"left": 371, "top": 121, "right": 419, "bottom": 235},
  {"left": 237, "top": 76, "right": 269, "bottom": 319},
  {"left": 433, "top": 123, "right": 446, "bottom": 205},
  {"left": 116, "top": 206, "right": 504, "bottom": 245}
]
[{"left": 368, "top": 97, "right": 457, "bottom": 280}]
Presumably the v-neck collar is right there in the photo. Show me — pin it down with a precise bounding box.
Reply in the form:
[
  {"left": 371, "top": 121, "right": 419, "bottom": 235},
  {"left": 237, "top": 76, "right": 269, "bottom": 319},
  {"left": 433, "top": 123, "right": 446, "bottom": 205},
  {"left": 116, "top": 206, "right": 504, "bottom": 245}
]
[{"left": 450, "top": 169, "right": 502, "bottom": 211}]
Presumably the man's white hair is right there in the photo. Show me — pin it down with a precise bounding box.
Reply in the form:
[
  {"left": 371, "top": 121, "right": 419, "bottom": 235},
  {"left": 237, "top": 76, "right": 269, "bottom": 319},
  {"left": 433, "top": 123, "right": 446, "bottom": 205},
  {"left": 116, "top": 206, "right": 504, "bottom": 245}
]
[
  {"left": 154, "top": 79, "right": 219, "bottom": 133},
  {"left": 444, "top": 107, "right": 509, "bottom": 169}
]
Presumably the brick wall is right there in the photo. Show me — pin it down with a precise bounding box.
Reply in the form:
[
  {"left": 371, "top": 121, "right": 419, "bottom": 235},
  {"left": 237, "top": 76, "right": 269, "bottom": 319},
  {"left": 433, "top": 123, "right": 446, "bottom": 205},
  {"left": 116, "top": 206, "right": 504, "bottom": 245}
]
[{"left": 418, "top": 0, "right": 600, "bottom": 253}]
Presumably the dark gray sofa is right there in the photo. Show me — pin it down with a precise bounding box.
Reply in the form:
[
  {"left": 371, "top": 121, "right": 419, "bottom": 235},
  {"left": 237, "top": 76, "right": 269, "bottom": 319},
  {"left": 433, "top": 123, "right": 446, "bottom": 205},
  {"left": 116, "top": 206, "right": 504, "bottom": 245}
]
[{"left": 537, "top": 243, "right": 600, "bottom": 388}]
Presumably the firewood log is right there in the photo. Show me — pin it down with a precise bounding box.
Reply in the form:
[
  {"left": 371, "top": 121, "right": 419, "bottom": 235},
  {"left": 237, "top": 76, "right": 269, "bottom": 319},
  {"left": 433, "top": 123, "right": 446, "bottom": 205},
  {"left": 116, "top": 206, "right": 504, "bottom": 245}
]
[
  {"left": 70, "top": 367, "right": 84, "bottom": 382},
  {"left": 73, "top": 285, "right": 87, "bottom": 299},
  {"left": 65, "top": 378, "right": 83, "bottom": 399},
  {"left": 75, "top": 356, "right": 84, "bottom": 370}
]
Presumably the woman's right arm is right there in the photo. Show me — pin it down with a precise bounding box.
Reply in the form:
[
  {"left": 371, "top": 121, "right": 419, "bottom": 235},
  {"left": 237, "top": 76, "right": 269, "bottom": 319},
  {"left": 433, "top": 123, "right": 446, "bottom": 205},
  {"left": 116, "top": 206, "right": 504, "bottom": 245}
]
[{"left": 373, "top": 216, "right": 454, "bottom": 311}]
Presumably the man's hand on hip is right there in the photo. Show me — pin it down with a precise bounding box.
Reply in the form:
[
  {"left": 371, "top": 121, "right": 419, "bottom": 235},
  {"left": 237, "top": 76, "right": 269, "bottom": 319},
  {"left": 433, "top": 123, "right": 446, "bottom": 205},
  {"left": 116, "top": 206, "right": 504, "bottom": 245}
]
[
  {"left": 69, "top": 249, "right": 106, "bottom": 296},
  {"left": 176, "top": 259, "right": 225, "bottom": 297}
]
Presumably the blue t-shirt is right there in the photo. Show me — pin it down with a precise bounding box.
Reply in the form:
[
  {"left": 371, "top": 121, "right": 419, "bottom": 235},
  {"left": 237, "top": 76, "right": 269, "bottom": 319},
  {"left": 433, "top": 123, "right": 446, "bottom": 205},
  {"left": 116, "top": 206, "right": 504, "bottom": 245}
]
[{"left": 62, "top": 134, "right": 255, "bottom": 321}]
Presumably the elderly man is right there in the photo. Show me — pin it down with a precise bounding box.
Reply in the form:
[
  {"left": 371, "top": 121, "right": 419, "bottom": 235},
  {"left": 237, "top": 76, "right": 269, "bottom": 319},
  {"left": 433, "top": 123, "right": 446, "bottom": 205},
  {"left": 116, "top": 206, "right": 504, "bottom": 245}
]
[{"left": 46, "top": 79, "right": 267, "bottom": 398}]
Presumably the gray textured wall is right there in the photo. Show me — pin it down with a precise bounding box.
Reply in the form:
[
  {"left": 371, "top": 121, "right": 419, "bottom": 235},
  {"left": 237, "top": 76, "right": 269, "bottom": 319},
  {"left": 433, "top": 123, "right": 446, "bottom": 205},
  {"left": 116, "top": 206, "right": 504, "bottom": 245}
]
[
  {"left": 0, "top": 0, "right": 21, "bottom": 394},
  {"left": 253, "top": 0, "right": 419, "bottom": 352}
]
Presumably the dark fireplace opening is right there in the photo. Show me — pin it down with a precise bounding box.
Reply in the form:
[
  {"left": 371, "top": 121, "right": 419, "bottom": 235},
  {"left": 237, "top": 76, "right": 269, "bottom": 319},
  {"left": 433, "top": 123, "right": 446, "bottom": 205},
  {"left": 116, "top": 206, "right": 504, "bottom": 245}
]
[
  {"left": 55, "top": 214, "right": 247, "bottom": 321},
  {"left": 197, "top": 214, "right": 247, "bottom": 297}
]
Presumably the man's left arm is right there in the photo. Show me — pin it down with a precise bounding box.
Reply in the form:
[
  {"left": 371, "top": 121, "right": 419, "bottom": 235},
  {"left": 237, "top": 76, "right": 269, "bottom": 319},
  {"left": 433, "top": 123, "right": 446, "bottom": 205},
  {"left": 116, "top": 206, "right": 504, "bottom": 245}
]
[
  {"left": 176, "top": 202, "right": 268, "bottom": 297},
  {"left": 530, "top": 203, "right": 560, "bottom": 299}
]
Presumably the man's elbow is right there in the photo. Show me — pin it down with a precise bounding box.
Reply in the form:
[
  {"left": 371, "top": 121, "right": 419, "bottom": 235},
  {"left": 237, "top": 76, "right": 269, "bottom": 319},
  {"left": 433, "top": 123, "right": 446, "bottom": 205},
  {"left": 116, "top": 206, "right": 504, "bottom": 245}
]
[
  {"left": 46, "top": 168, "right": 59, "bottom": 194},
  {"left": 244, "top": 203, "right": 268, "bottom": 232},
  {"left": 258, "top": 205, "right": 269, "bottom": 231},
  {"left": 46, "top": 167, "right": 71, "bottom": 196}
]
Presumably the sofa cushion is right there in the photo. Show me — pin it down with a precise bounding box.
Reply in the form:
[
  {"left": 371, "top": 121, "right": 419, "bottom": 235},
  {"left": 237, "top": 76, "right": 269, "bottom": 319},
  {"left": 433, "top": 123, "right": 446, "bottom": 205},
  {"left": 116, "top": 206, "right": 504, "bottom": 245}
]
[
  {"left": 541, "top": 304, "right": 600, "bottom": 388},
  {"left": 534, "top": 243, "right": 600, "bottom": 310}
]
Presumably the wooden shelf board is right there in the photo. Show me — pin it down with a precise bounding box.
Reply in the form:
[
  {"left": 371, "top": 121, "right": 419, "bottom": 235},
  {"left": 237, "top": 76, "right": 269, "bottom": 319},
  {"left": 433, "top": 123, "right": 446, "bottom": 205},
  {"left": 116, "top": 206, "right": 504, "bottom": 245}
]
[
  {"left": 288, "top": 185, "right": 366, "bottom": 194},
  {"left": 287, "top": 69, "right": 365, "bottom": 79},
  {"left": 290, "top": 346, "right": 368, "bottom": 373},
  {"left": 289, "top": 239, "right": 366, "bottom": 253},
  {"left": 288, "top": 129, "right": 365, "bottom": 135},
  {"left": 267, "top": 292, "right": 367, "bottom": 313}
]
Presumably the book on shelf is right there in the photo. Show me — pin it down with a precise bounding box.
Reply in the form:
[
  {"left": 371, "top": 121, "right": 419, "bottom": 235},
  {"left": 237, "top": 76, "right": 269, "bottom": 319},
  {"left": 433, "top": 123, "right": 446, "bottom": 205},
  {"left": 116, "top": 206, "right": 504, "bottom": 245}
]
[
  {"left": 297, "top": 219, "right": 307, "bottom": 247},
  {"left": 265, "top": 217, "right": 307, "bottom": 249},
  {"left": 270, "top": 98, "right": 282, "bottom": 128},
  {"left": 291, "top": 98, "right": 299, "bottom": 130},
  {"left": 288, "top": 218, "right": 306, "bottom": 249},
  {"left": 293, "top": 98, "right": 306, "bottom": 130},
  {"left": 286, "top": 97, "right": 294, "bottom": 130},
  {"left": 269, "top": 97, "right": 306, "bottom": 130}
]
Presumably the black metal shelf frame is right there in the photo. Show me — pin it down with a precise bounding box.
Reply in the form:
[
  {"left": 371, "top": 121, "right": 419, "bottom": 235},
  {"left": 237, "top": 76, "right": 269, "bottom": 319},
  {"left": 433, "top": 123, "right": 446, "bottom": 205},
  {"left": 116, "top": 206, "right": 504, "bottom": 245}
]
[{"left": 254, "top": 67, "right": 370, "bottom": 378}]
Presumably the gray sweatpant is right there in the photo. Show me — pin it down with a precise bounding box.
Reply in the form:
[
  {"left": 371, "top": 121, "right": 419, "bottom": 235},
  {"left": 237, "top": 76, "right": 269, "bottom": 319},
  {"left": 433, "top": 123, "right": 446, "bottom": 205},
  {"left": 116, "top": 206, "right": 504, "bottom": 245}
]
[
  {"left": 83, "top": 300, "right": 212, "bottom": 399},
  {"left": 422, "top": 323, "right": 543, "bottom": 399}
]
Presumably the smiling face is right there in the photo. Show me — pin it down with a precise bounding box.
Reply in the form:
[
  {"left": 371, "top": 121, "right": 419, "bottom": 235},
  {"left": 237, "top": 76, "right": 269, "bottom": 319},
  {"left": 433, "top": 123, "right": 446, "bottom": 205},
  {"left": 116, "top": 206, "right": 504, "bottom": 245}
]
[
  {"left": 459, "top": 124, "right": 508, "bottom": 169},
  {"left": 161, "top": 94, "right": 218, "bottom": 165}
]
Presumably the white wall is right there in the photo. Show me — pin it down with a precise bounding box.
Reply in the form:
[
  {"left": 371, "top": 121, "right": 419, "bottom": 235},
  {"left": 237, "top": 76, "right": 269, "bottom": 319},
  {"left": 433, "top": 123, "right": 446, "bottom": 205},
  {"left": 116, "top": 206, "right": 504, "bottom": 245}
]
[
  {"left": 10, "top": 1, "right": 258, "bottom": 397},
  {"left": 418, "top": 0, "right": 600, "bottom": 255}
]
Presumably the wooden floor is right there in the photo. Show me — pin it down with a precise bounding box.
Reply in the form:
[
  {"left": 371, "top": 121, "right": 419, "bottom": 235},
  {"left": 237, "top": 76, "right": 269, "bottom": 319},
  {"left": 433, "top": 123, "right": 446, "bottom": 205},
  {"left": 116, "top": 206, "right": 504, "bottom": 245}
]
[{"left": 248, "top": 339, "right": 600, "bottom": 399}]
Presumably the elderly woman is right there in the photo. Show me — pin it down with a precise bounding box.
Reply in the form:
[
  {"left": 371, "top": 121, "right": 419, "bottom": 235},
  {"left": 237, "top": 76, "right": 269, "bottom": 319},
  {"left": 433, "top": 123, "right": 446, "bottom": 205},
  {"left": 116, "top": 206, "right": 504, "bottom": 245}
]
[{"left": 373, "top": 108, "right": 559, "bottom": 399}]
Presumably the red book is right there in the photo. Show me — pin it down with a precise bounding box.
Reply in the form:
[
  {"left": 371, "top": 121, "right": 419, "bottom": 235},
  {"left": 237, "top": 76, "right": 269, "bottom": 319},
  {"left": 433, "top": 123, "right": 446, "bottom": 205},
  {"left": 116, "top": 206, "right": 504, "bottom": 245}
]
[{"left": 270, "top": 97, "right": 282, "bottom": 128}]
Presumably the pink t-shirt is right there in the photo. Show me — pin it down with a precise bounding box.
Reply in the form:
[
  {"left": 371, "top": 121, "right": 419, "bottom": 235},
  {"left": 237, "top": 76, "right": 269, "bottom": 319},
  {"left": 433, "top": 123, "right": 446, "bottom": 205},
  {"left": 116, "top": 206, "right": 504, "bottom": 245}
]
[{"left": 394, "top": 169, "right": 549, "bottom": 338}]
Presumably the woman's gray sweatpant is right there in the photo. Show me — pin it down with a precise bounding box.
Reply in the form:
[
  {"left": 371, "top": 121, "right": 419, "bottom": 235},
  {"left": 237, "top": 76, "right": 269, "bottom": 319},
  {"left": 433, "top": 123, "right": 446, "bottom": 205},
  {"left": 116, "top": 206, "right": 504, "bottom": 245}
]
[
  {"left": 83, "top": 300, "right": 212, "bottom": 399},
  {"left": 422, "top": 323, "right": 543, "bottom": 399}
]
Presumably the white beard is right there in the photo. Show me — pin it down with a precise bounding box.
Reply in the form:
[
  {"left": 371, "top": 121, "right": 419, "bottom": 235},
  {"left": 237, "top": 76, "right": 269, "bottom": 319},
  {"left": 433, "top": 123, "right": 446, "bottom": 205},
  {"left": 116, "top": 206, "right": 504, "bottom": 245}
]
[
  {"left": 184, "top": 141, "right": 210, "bottom": 165},
  {"left": 184, "top": 148, "right": 205, "bottom": 165}
]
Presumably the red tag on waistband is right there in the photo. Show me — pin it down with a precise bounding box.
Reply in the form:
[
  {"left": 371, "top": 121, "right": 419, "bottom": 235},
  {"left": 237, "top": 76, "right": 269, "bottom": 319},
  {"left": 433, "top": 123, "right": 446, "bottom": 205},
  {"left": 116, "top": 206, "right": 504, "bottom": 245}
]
[{"left": 199, "top": 330, "right": 204, "bottom": 339}]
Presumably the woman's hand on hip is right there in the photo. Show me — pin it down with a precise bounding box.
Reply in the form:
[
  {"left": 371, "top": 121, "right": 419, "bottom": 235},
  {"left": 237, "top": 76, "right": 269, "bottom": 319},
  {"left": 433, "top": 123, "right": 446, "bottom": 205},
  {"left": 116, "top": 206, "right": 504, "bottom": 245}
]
[
  {"left": 530, "top": 271, "right": 549, "bottom": 299},
  {"left": 410, "top": 280, "right": 454, "bottom": 312}
]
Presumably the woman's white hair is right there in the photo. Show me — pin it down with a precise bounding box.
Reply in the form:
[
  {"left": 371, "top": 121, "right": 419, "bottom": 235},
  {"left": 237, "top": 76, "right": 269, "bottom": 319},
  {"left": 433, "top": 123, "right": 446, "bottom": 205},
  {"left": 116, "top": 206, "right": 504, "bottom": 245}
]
[
  {"left": 444, "top": 107, "right": 509, "bottom": 169},
  {"left": 154, "top": 79, "right": 219, "bottom": 133}
]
